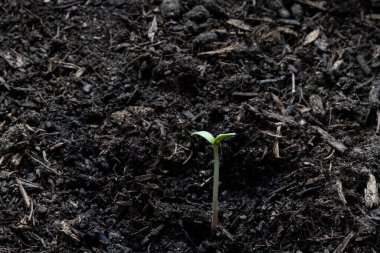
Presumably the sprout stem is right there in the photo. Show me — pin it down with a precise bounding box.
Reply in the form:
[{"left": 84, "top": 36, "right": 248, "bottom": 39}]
[
  {"left": 191, "top": 131, "right": 235, "bottom": 232},
  {"left": 211, "top": 144, "right": 219, "bottom": 232}
]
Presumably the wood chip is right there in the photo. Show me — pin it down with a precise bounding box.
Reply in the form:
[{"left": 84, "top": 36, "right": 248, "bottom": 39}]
[
  {"left": 297, "top": 0, "right": 326, "bottom": 11},
  {"left": 366, "top": 14, "right": 380, "bottom": 20},
  {"left": 331, "top": 59, "right": 344, "bottom": 71},
  {"left": 0, "top": 50, "right": 28, "bottom": 69},
  {"left": 49, "top": 142, "right": 66, "bottom": 151},
  {"left": 17, "top": 178, "right": 31, "bottom": 209},
  {"left": 303, "top": 28, "right": 320, "bottom": 45},
  {"left": 276, "top": 27, "right": 298, "bottom": 37},
  {"left": 147, "top": 16, "right": 158, "bottom": 42},
  {"left": 364, "top": 173, "right": 378, "bottom": 208},
  {"left": 272, "top": 94, "right": 287, "bottom": 116},
  {"left": 74, "top": 67, "right": 86, "bottom": 78},
  {"left": 11, "top": 153, "right": 23, "bottom": 167},
  {"left": 61, "top": 220, "right": 80, "bottom": 242},
  {"left": 273, "top": 124, "right": 282, "bottom": 158},
  {"left": 227, "top": 19, "right": 253, "bottom": 31},
  {"left": 335, "top": 179, "right": 347, "bottom": 205},
  {"left": 141, "top": 224, "right": 165, "bottom": 245}
]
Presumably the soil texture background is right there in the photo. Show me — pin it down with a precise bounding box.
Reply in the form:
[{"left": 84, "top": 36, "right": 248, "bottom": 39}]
[{"left": 1, "top": 0, "right": 380, "bottom": 252}]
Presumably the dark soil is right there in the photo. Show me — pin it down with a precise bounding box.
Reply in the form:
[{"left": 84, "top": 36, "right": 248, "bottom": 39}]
[{"left": 1, "top": 0, "right": 380, "bottom": 252}]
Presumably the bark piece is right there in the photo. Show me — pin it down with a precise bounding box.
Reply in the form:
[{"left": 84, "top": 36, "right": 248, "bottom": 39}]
[
  {"left": 312, "top": 126, "right": 347, "bottom": 153},
  {"left": 309, "top": 94, "right": 325, "bottom": 117},
  {"left": 368, "top": 80, "right": 380, "bottom": 133},
  {"left": 369, "top": 80, "right": 380, "bottom": 107},
  {"left": 356, "top": 54, "right": 371, "bottom": 75}
]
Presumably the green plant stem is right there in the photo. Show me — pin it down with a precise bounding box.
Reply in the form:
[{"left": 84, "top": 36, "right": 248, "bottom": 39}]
[{"left": 211, "top": 144, "right": 219, "bottom": 232}]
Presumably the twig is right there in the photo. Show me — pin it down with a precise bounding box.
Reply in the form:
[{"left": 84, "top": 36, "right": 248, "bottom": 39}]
[
  {"left": 273, "top": 124, "right": 282, "bottom": 158},
  {"left": 376, "top": 109, "right": 380, "bottom": 134},
  {"left": 28, "top": 200, "right": 34, "bottom": 224},
  {"left": 182, "top": 150, "right": 193, "bottom": 165},
  {"left": 296, "top": 186, "right": 321, "bottom": 197},
  {"left": 244, "top": 104, "right": 298, "bottom": 126},
  {"left": 272, "top": 94, "right": 287, "bottom": 116},
  {"left": 258, "top": 75, "right": 286, "bottom": 85},
  {"left": 291, "top": 72, "right": 296, "bottom": 94},
  {"left": 333, "top": 232, "right": 355, "bottom": 253},
  {"left": 26, "top": 151, "right": 61, "bottom": 175},
  {"left": 197, "top": 43, "right": 239, "bottom": 57},
  {"left": 268, "top": 180, "right": 297, "bottom": 200},
  {"left": 231, "top": 92, "right": 256, "bottom": 98}
]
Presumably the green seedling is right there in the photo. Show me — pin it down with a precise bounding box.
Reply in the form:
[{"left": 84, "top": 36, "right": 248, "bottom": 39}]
[{"left": 191, "top": 131, "right": 236, "bottom": 232}]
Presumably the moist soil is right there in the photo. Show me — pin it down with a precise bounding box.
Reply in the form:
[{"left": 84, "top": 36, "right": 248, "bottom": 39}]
[{"left": 1, "top": 0, "right": 380, "bottom": 252}]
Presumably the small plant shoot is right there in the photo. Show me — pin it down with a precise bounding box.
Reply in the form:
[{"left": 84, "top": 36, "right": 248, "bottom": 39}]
[{"left": 191, "top": 131, "right": 236, "bottom": 232}]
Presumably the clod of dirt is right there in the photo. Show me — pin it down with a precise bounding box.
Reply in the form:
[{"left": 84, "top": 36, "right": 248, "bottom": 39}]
[
  {"left": 198, "top": 240, "right": 216, "bottom": 253},
  {"left": 160, "top": 0, "right": 181, "bottom": 18},
  {"left": 278, "top": 8, "right": 291, "bottom": 18},
  {"left": 372, "top": 0, "right": 380, "bottom": 7},
  {"left": 267, "top": 0, "right": 284, "bottom": 10},
  {"left": 0, "top": 125, "right": 28, "bottom": 154},
  {"left": 85, "top": 228, "right": 111, "bottom": 247},
  {"left": 23, "top": 110, "right": 41, "bottom": 127},
  {"left": 113, "top": 0, "right": 126, "bottom": 7},
  {"left": 202, "top": 0, "right": 228, "bottom": 18},
  {"left": 184, "top": 20, "right": 200, "bottom": 33},
  {"left": 193, "top": 32, "right": 218, "bottom": 45},
  {"left": 291, "top": 3, "right": 303, "bottom": 20},
  {"left": 110, "top": 106, "right": 154, "bottom": 127},
  {"left": 185, "top": 5, "right": 210, "bottom": 22},
  {"left": 96, "top": 156, "right": 110, "bottom": 171}
]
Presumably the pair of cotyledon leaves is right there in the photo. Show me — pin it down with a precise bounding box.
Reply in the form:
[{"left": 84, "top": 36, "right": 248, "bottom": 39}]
[{"left": 192, "top": 131, "right": 236, "bottom": 146}]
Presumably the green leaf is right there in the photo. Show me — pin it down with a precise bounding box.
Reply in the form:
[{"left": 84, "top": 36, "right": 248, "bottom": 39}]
[
  {"left": 213, "top": 133, "right": 236, "bottom": 145},
  {"left": 192, "top": 131, "right": 215, "bottom": 145}
]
